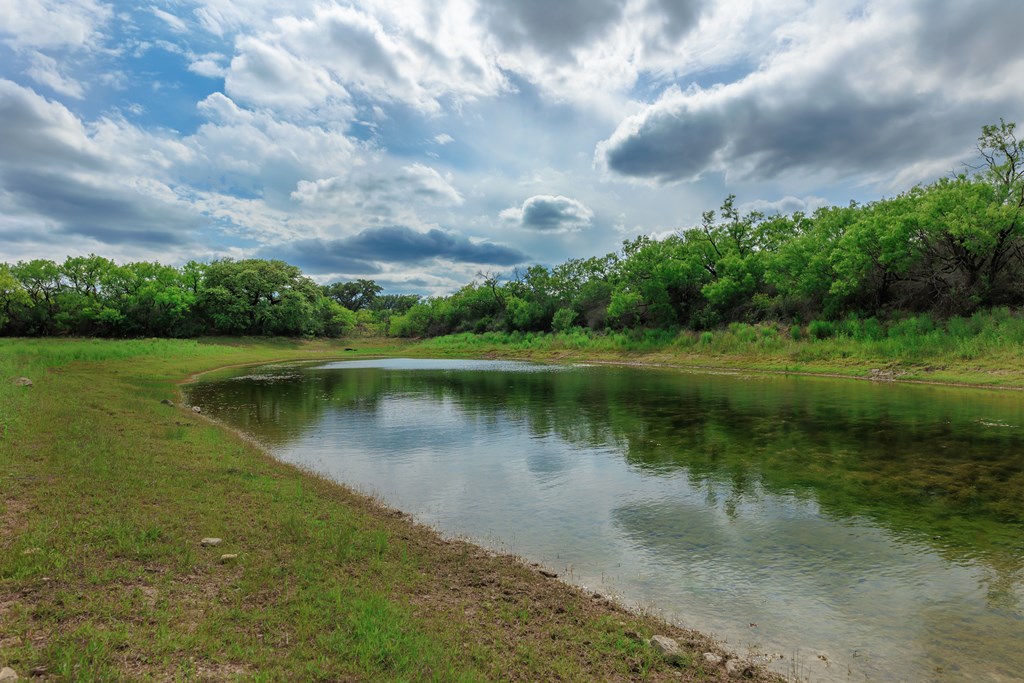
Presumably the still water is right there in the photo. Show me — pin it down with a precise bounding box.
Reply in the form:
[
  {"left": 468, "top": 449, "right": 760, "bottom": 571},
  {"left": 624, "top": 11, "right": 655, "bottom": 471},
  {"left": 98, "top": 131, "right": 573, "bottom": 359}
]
[{"left": 186, "top": 358, "right": 1024, "bottom": 682}]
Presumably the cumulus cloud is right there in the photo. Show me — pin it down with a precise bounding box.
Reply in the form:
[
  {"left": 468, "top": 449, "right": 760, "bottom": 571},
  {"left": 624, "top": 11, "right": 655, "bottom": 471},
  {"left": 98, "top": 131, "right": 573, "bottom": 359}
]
[
  {"left": 221, "top": 3, "right": 507, "bottom": 114},
  {"left": 597, "top": 0, "right": 1024, "bottom": 186},
  {"left": 0, "top": 80, "right": 201, "bottom": 247},
  {"left": 0, "top": 0, "right": 111, "bottom": 50},
  {"left": 265, "top": 226, "right": 529, "bottom": 274},
  {"left": 293, "top": 164, "right": 463, "bottom": 211},
  {"left": 187, "top": 54, "right": 228, "bottom": 78},
  {"left": 189, "top": 93, "right": 358, "bottom": 204},
  {"left": 501, "top": 195, "right": 594, "bottom": 232},
  {"left": 225, "top": 36, "right": 351, "bottom": 113}
]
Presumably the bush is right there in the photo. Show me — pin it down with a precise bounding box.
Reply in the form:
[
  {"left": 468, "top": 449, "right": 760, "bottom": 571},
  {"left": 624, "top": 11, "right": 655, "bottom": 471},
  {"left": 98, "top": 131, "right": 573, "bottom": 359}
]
[
  {"left": 807, "top": 320, "right": 834, "bottom": 339},
  {"left": 551, "top": 307, "right": 578, "bottom": 333}
]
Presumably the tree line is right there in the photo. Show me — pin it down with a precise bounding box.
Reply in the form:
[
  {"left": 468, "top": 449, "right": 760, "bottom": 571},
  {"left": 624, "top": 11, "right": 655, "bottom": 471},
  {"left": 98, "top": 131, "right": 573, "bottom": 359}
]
[
  {"left": 2, "top": 121, "right": 1020, "bottom": 340},
  {"left": 0, "top": 257, "right": 417, "bottom": 338}
]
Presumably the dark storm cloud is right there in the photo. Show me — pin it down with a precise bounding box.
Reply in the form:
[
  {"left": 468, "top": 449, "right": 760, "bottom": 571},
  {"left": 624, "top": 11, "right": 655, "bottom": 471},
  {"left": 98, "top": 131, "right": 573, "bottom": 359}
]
[
  {"left": 600, "top": 100, "right": 727, "bottom": 182},
  {"left": 650, "top": 0, "right": 705, "bottom": 40},
  {"left": 597, "top": 0, "right": 1024, "bottom": 184},
  {"left": 479, "top": 0, "right": 625, "bottom": 58},
  {"left": 2, "top": 170, "right": 195, "bottom": 245},
  {"left": 263, "top": 243, "right": 384, "bottom": 275},
  {"left": 265, "top": 226, "right": 529, "bottom": 275}
]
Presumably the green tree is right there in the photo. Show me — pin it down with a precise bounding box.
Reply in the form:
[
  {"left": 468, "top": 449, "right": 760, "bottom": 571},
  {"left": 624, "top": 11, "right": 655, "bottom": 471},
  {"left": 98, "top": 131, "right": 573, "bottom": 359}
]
[{"left": 324, "top": 279, "right": 383, "bottom": 311}]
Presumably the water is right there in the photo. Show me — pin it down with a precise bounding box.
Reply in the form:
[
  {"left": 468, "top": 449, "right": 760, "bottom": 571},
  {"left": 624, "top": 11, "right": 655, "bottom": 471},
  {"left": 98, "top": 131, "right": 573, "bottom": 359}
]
[{"left": 186, "top": 358, "right": 1024, "bottom": 682}]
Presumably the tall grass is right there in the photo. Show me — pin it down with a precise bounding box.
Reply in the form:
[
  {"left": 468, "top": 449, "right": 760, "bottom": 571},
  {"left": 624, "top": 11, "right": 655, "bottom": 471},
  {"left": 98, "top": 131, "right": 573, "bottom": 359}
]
[{"left": 412, "top": 309, "right": 1024, "bottom": 384}]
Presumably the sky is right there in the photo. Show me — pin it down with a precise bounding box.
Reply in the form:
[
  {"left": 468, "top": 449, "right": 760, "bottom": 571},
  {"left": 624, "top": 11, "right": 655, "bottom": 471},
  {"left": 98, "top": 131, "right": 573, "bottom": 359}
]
[{"left": 1, "top": 0, "right": 1022, "bottom": 295}]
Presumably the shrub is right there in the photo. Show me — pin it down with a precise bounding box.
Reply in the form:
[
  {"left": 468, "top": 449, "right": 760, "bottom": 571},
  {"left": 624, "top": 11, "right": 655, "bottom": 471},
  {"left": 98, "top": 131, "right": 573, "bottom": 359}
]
[
  {"left": 807, "top": 320, "right": 834, "bottom": 339},
  {"left": 551, "top": 307, "right": 578, "bottom": 333}
]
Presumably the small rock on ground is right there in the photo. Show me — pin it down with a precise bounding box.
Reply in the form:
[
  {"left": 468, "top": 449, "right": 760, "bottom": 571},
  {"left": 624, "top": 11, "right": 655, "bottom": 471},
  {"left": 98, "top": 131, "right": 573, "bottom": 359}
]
[
  {"left": 191, "top": 405, "right": 202, "bottom": 413},
  {"left": 220, "top": 553, "right": 238, "bottom": 562},
  {"left": 650, "top": 635, "right": 684, "bottom": 664},
  {"left": 725, "top": 658, "right": 755, "bottom": 678},
  {"left": 160, "top": 399, "right": 175, "bottom": 406},
  {"left": 14, "top": 377, "right": 32, "bottom": 387},
  {"left": 200, "top": 538, "right": 222, "bottom": 547},
  {"left": 703, "top": 652, "right": 724, "bottom": 666},
  {"left": 0, "top": 666, "right": 19, "bottom": 681}
]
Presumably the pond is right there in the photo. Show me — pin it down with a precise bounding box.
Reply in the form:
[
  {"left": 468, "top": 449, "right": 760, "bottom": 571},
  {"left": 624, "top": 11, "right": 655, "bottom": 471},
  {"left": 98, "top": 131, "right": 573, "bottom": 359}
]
[{"left": 185, "top": 358, "right": 1024, "bottom": 682}]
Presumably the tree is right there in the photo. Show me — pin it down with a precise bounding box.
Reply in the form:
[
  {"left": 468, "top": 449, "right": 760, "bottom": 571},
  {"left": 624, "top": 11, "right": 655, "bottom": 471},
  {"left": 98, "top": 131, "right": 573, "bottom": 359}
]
[
  {"left": 323, "top": 279, "right": 383, "bottom": 311},
  {"left": 0, "top": 264, "right": 31, "bottom": 330}
]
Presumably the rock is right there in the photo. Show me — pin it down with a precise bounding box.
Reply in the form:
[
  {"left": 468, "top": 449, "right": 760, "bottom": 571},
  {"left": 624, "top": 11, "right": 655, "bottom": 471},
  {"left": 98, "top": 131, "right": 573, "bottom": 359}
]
[
  {"left": 14, "top": 377, "right": 32, "bottom": 387},
  {"left": 538, "top": 569, "right": 558, "bottom": 578},
  {"left": 0, "top": 667, "right": 18, "bottom": 681},
  {"left": 703, "top": 652, "right": 724, "bottom": 666},
  {"left": 220, "top": 553, "right": 238, "bottom": 562},
  {"left": 160, "top": 399, "right": 175, "bottom": 407},
  {"left": 191, "top": 405, "right": 202, "bottom": 414},
  {"left": 200, "top": 538, "right": 222, "bottom": 547},
  {"left": 650, "top": 635, "right": 684, "bottom": 664},
  {"left": 725, "top": 659, "right": 755, "bottom": 678}
]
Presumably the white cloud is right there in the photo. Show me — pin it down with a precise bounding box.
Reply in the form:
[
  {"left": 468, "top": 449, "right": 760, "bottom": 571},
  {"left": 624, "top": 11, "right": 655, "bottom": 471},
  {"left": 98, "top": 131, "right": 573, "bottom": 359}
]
[
  {"left": 187, "top": 55, "right": 227, "bottom": 78},
  {"left": 0, "top": 80, "right": 202, "bottom": 249},
  {"left": 221, "top": 2, "right": 508, "bottom": 114},
  {"left": 26, "top": 51, "right": 86, "bottom": 99},
  {"left": 0, "top": 0, "right": 112, "bottom": 50},
  {"left": 597, "top": 0, "right": 1024, "bottom": 187},
  {"left": 150, "top": 6, "right": 188, "bottom": 33},
  {"left": 225, "top": 36, "right": 351, "bottom": 113}
]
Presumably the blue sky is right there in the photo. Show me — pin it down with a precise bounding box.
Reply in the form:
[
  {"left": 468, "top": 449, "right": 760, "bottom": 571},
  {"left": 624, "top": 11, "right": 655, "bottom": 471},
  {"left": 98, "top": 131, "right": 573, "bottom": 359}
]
[{"left": 1, "top": 0, "right": 1022, "bottom": 294}]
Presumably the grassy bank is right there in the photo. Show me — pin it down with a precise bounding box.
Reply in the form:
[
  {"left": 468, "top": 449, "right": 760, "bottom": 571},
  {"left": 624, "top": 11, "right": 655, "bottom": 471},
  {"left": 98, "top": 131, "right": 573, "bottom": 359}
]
[
  {"left": 410, "top": 311, "right": 1024, "bottom": 389},
  {"left": 0, "top": 338, "right": 780, "bottom": 682}
]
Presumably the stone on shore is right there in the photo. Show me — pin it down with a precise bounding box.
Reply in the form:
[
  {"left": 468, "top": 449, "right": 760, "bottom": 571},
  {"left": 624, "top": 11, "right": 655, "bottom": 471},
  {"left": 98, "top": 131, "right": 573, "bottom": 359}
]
[
  {"left": 649, "top": 635, "right": 684, "bottom": 664},
  {"left": 703, "top": 652, "right": 724, "bottom": 666},
  {"left": 725, "top": 658, "right": 755, "bottom": 678}
]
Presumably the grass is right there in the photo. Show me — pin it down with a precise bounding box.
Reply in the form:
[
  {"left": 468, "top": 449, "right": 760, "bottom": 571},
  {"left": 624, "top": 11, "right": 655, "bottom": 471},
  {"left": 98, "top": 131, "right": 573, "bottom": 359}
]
[
  {"left": 410, "top": 309, "right": 1024, "bottom": 388},
  {"left": 0, "top": 337, "right": 767, "bottom": 682}
]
